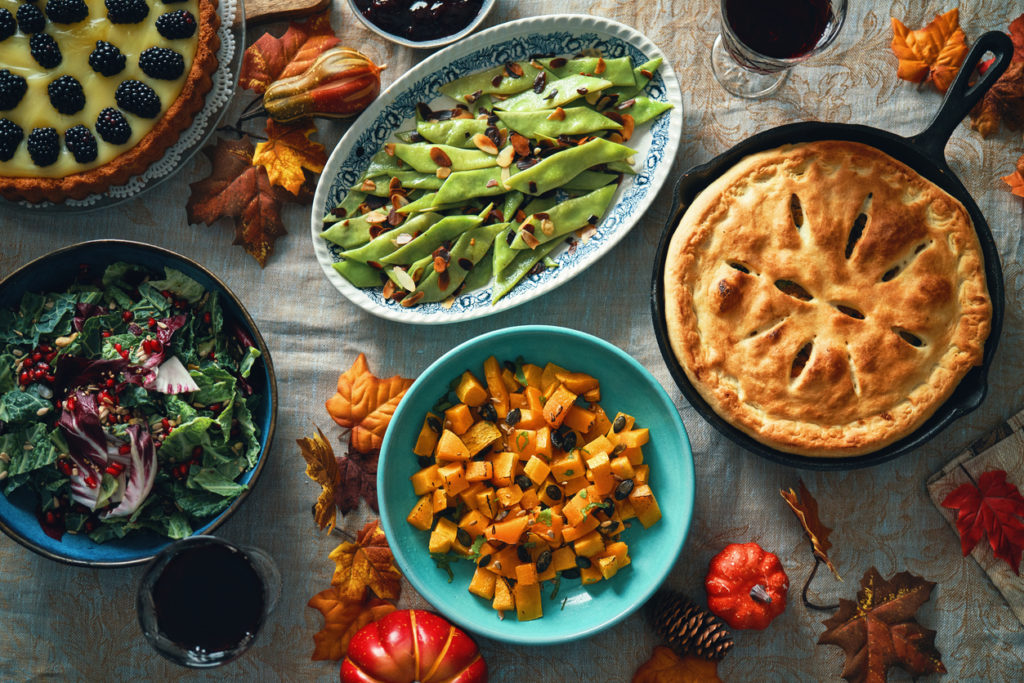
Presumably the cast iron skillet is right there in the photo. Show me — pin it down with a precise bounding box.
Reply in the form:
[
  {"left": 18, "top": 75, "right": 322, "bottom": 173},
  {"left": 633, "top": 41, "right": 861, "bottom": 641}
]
[{"left": 651, "top": 31, "right": 1012, "bottom": 471}]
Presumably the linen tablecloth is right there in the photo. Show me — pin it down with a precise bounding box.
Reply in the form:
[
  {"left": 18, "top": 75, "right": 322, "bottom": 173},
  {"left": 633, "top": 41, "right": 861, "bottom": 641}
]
[{"left": 1, "top": 1, "right": 1022, "bottom": 680}]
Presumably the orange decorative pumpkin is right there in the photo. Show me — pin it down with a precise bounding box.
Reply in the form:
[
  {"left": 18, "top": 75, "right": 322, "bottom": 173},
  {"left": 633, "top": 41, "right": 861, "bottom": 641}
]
[
  {"left": 340, "top": 609, "right": 487, "bottom": 683},
  {"left": 705, "top": 542, "right": 789, "bottom": 630},
  {"left": 264, "top": 47, "right": 384, "bottom": 123}
]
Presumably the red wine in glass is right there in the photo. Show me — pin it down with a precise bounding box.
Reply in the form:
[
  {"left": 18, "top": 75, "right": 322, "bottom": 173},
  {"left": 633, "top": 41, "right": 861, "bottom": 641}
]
[{"left": 724, "top": 0, "right": 832, "bottom": 59}]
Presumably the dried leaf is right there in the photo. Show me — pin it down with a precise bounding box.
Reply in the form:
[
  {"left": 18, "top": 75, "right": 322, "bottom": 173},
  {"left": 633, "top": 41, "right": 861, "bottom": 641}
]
[
  {"left": 941, "top": 469, "right": 1024, "bottom": 574},
  {"left": 297, "top": 427, "right": 340, "bottom": 532},
  {"left": 186, "top": 136, "right": 292, "bottom": 267},
  {"left": 970, "top": 58, "right": 1024, "bottom": 138},
  {"left": 252, "top": 120, "right": 327, "bottom": 196},
  {"left": 890, "top": 8, "right": 968, "bottom": 93},
  {"left": 308, "top": 587, "right": 395, "bottom": 661},
  {"left": 818, "top": 568, "right": 945, "bottom": 683},
  {"left": 330, "top": 520, "right": 403, "bottom": 601},
  {"left": 336, "top": 445, "right": 380, "bottom": 515},
  {"left": 239, "top": 11, "right": 341, "bottom": 94},
  {"left": 1002, "top": 157, "right": 1024, "bottom": 198},
  {"left": 631, "top": 646, "right": 722, "bottom": 683},
  {"left": 781, "top": 479, "right": 842, "bottom": 580},
  {"left": 325, "top": 353, "right": 413, "bottom": 454}
]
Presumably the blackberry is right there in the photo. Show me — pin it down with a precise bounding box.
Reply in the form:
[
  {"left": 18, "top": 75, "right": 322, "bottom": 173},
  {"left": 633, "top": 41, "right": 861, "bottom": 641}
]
[
  {"left": 95, "top": 107, "right": 131, "bottom": 144},
  {"left": 29, "top": 33, "right": 62, "bottom": 68},
  {"left": 88, "top": 40, "right": 126, "bottom": 76},
  {"left": 26, "top": 127, "right": 59, "bottom": 166},
  {"left": 0, "top": 69, "right": 27, "bottom": 110},
  {"left": 0, "top": 118, "right": 24, "bottom": 161},
  {"left": 17, "top": 3, "right": 45, "bottom": 33},
  {"left": 155, "top": 9, "right": 196, "bottom": 39},
  {"left": 115, "top": 79, "right": 160, "bottom": 118},
  {"left": 138, "top": 46, "right": 184, "bottom": 80},
  {"left": 63, "top": 124, "right": 97, "bottom": 163},
  {"left": 0, "top": 8, "right": 16, "bottom": 41},
  {"left": 45, "top": 0, "right": 88, "bottom": 23},
  {"left": 105, "top": 0, "right": 149, "bottom": 23},
  {"left": 47, "top": 75, "right": 85, "bottom": 114}
]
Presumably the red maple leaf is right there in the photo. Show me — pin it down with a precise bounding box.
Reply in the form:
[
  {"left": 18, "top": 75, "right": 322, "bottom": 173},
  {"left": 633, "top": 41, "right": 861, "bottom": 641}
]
[
  {"left": 239, "top": 11, "right": 340, "bottom": 94},
  {"left": 335, "top": 445, "right": 380, "bottom": 515},
  {"left": 941, "top": 469, "right": 1024, "bottom": 574}
]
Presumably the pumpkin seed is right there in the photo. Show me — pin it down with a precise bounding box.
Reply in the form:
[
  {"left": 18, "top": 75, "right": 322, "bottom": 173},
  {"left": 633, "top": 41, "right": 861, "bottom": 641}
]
[
  {"left": 515, "top": 474, "right": 532, "bottom": 490},
  {"left": 546, "top": 484, "right": 563, "bottom": 501},
  {"left": 561, "top": 568, "right": 581, "bottom": 580},
  {"left": 505, "top": 408, "right": 521, "bottom": 426},
  {"left": 614, "top": 478, "right": 634, "bottom": 500},
  {"left": 426, "top": 415, "right": 442, "bottom": 433},
  {"left": 478, "top": 553, "right": 492, "bottom": 567},
  {"left": 479, "top": 403, "right": 497, "bottom": 422},
  {"left": 612, "top": 415, "right": 626, "bottom": 432},
  {"left": 417, "top": 455, "right": 433, "bottom": 468},
  {"left": 517, "top": 545, "right": 531, "bottom": 563},
  {"left": 560, "top": 430, "right": 577, "bottom": 451},
  {"left": 536, "top": 549, "right": 552, "bottom": 573},
  {"left": 611, "top": 443, "right": 626, "bottom": 456},
  {"left": 575, "top": 555, "right": 591, "bottom": 568},
  {"left": 456, "top": 528, "right": 472, "bottom": 547}
]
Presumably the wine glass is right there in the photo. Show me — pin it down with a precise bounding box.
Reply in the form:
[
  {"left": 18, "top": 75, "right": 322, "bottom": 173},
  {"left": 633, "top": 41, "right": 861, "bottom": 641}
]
[
  {"left": 711, "top": 0, "right": 848, "bottom": 98},
  {"left": 136, "top": 536, "right": 281, "bottom": 668}
]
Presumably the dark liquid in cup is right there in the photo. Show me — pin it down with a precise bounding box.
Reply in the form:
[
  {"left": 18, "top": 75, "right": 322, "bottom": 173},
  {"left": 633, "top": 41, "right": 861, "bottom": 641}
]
[
  {"left": 724, "top": 0, "right": 832, "bottom": 59},
  {"left": 152, "top": 542, "right": 265, "bottom": 655}
]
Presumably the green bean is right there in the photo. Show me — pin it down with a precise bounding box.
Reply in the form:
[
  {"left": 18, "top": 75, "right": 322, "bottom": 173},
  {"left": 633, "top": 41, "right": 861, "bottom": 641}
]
[
  {"left": 613, "top": 97, "right": 673, "bottom": 125},
  {"left": 351, "top": 172, "right": 444, "bottom": 195},
  {"left": 360, "top": 150, "right": 407, "bottom": 179},
  {"left": 341, "top": 212, "right": 443, "bottom": 263},
  {"left": 379, "top": 206, "right": 490, "bottom": 265},
  {"left": 322, "top": 191, "right": 367, "bottom": 226},
  {"left": 501, "top": 190, "right": 525, "bottom": 221},
  {"left": 394, "top": 143, "right": 497, "bottom": 173},
  {"left": 440, "top": 61, "right": 546, "bottom": 103},
  {"left": 321, "top": 214, "right": 375, "bottom": 250},
  {"left": 504, "top": 138, "right": 635, "bottom": 195},
  {"left": 414, "top": 223, "right": 506, "bottom": 302},
  {"left": 333, "top": 259, "right": 384, "bottom": 288},
  {"left": 491, "top": 238, "right": 562, "bottom": 304},
  {"left": 540, "top": 57, "right": 635, "bottom": 87},
  {"left": 494, "top": 107, "right": 621, "bottom": 139},
  {"left": 560, "top": 170, "right": 620, "bottom": 191},
  {"left": 461, "top": 247, "right": 494, "bottom": 293},
  {"left": 494, "top": 74, "right": 613, "bottom": 112},
  {"left": 605, "top": 57, "right": 662, "bottom": 100},
  {"left": 435, "top": 167, "right": 520, "bottom": 205},
  {"left": 417, "top": 118, "right": 491, "bottom": 148},
  {"left": 511, "top": 185, "right": 618, "bottom": 250}
]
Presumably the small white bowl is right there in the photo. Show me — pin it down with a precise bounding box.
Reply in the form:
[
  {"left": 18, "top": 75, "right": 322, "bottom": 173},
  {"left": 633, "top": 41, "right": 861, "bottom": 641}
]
[{"left": 345, "top": 0, "right": 497, "bottom": 49}]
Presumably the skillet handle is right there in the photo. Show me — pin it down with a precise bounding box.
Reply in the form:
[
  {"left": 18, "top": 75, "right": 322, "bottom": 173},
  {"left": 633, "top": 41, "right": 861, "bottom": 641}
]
[{"left": 908, "top": 30, "right": 1014, "bottom": 162}]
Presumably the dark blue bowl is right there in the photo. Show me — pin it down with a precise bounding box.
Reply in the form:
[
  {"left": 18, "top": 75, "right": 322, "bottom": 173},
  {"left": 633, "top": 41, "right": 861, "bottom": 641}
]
[{"left": 0, "top": 240, "right": 277, "bottom": 567}]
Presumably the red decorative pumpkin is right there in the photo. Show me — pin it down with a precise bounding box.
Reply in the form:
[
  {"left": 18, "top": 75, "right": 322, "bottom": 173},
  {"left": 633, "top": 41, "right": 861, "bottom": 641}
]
[
  {"left": 341, "top": 609, "right": 487, "bottom": 683},
  {"left": 705, "top": 541, "right": 789, "bottom": 630}
]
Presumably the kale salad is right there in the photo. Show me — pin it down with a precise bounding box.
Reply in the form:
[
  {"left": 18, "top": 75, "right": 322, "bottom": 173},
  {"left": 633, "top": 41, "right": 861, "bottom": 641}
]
[{"left": 0, "top": 262, "right": 263, "bottom": 543}]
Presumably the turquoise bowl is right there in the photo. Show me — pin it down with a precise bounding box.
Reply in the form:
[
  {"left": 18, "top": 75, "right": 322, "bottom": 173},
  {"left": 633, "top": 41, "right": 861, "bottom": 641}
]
[{"left": 378, "top": 325, "right": 694, "bottom": 644}]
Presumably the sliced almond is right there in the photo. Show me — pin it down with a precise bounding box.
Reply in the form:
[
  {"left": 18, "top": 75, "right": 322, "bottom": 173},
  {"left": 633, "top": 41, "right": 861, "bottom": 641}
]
[
  {"left": 394, "top": 232, "right": 413, "bottom": 246},
  {"left": 391, "top": 193, "right": 410, "bottom": 209},
  {"left": 546, "top": 107, "right": 566, "bottom": 121},
  {"left": 359, "top": 179, "right": 377, "bottom": 193},
  {"left": 510, "top": 133, "right": 531, "bottom": 158},
  {"left": 384, "top": 143, "right": 396, "bottom": 156},
  {"left": 496, "top": 145, "right": 515, "bottom": 168},
  {"left": 521, "top": 230, "right": 541, "bottom": 249},
  {"left": 620, "top": 114, "right": 635, "bottom": 142},
  {"left": 472, "top": 133, "right": 499, "bottom": 155},
  {"left": 435, "top": 166, "right": 452, "bottom": 180},
  {"left": 607, "top": 132, "right": 625, "bottom": 144},
  {"left": 364, "top": 211, "right": 388, "bottom": 224},
  {"left": 393, "top": 268, "right": 417, "bottom": 291},
  {"left": 500, "top": 165, "right": 511, "bottom": 188},
  {"left": 382, "top": 279, "right": 397, "bottom": 299},
  {"left": 540, "top": 218, "right": 555, "bottom": 236},
  {"left": 429, "top": 146, "right": 452, "bottom": 167},
  {"left": 595, "top": 57, "right": 606, "bottom": 75},
  {"left": 400, "top": 291, "right": 425, "bottom": 308},
  {"left": 585, "top": 91, "right": 601, "bottom": 106},
  {"left": 486, "top": 178, "right": 499, "bottom": 188}
]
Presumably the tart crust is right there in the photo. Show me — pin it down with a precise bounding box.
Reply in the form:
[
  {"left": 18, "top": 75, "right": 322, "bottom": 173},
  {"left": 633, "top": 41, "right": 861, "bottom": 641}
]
[
  {"left": 663, "top": 140, "right": 991, "bottom": 457},
  {"left": 0, "top": 0, "right": 220, "bottom": 203}
]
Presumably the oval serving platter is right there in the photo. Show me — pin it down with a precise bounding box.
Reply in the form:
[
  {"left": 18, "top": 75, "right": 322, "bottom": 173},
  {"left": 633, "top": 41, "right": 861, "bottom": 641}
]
[{"left": 311, "top": 13, "right": 683, "bottom": 324}]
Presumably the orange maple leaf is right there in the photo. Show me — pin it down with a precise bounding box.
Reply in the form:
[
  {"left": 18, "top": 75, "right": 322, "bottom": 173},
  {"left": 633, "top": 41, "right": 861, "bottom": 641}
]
[
  {"left": 632, "top": 646, "right": 722, "bottom": 683},
  {"left": 308, "top": 588, "right": 396, "bottom": 661},
  {"left": 297, "top": 427, "right": 340, "bottom": 532},
  {"left": 186, "top": 136, "right": 293, "bottom": 267},
  {"left": 1003, "top": 168, "right": 1024, "bottom": 198},
  {"left": 239, "top": 11, "right": 341, "bottom": 94},
  {"left": 891, "top": 8, "right": 968, "bottom": 93},
  {"left": 252, "top": 120, "right": 327, "bottom": 196},
  {"left": 329, "top": 520, "right": 403, "bottom": 602},
  {"left": 326, "top": 353, "right": 413, "bottom": 454},
  {"left": 781, "top": 479, "right": 842, "bottom": 581}
]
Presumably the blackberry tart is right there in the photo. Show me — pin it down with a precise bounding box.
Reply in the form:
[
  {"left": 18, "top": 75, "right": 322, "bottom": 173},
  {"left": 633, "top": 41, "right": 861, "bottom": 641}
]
[
  {"left": 663, "top": 141, "right": 992, "bottom": 457},
  {"left": 0, "top": 0, "right": 220, "bottom": 202}
]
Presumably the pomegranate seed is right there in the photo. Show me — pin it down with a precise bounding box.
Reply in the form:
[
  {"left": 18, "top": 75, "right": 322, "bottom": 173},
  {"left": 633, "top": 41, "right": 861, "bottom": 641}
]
[
  {"left": 84, "top": 520, "right": 96, "bottom": 532},
  {"left": 209, "top": 351, "right": 216, "bottom": 361},
  {"left": 122, "top": 311, "right": 133, "bottom": 322},
  {"left": 33, "top": 368, "right": 46, "bottom": 379},
  {"left": 38, "top": 344, "right": 51, "bottom": 353},
  {"left": 203, "top": 312, "right": 211, "bottom": 324},
  {"left": 154, "top": 441, "right": 162, "bottom": 449},
  {"left": 106, "top": 378, "right": 116, "bottom": 388},
  {"left": 209, "top": 403, "right": 221, "bottom": 412},
  {"left": 57, "top": 460, "right": 73, "bottom": 475},
  {"left": 45, "top": 374, "right": 55, "bottom": 383},
  {"left": 113, "top": 343, "right": 122, "bottom": 352},
  {"left": 147, "top": 317, "right": 156, "bottom": 328},
  {"left": 55, "top": 400, "right": 62, "bottom": 410},
  {"left": 192, "top": 446, "right": 203, "bottom": 458},
  {"left": 18, "top": 371, "right": 30, "bottom": 385},
  {"left": 45, "top": 351, "right": 55, "bottom": 362},
  {"left": 84, "top": 475, "right": 98, "bottom": 489},
  {"left": 119, "top": 350, "right": 129, "bottom": 360},
  {"left": 44, "top": 511, "right": 56, "bottom": 525},
  {"left": 22, "top": 358, "right": 34, "bottom": 369},
  {"left": 31, "top": 352, "right": 42, "bottom": 362},
  {"left": 101, "top": 331, "right": 111, "bottom": 338},
  {"left": 66, "top": 396, "right": 77, "bottom": 411},
  {"left": 118, "top": 444, "right": 131, "bottom": 455},
  {"left": 104, "top": 465, "right": 119, "bottom": 476},
  {"left": 161, "top": 418, "right": 171, "bottom": 431}
]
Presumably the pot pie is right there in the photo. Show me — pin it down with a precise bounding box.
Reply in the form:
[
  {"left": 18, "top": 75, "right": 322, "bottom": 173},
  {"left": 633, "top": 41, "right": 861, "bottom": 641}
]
[
  {"left": 663, "top": 140, "right": 991, "bottom": 457},
  {"left": 0, "top": 0, "right": 219, "bottom": 203}
]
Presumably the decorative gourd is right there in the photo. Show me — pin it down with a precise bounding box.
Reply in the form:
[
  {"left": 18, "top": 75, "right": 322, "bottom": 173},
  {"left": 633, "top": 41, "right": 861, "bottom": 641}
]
[
  {"left": 340, "top": 609, "right": 487, "bottom": 683},
  {"left": 264, "top": 47, "right": 384, "bottom": 123},
  {"left": 705, "top": 542, "right": 789, "bottom": 630}
]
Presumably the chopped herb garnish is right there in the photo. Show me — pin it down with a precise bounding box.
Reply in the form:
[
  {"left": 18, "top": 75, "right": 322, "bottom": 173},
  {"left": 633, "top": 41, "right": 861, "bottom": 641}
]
[
  {"left": 430, "top": 553, "right": 455, "bottom": 583},
  {"left": 549, "top": 575, "right": 561, "bottom": 600},
  {"left": 537, "top": 508, "right": 552, "bottom": 526},
  {"left": 468, "top": 535, "right": 486, "bottom": 559}
]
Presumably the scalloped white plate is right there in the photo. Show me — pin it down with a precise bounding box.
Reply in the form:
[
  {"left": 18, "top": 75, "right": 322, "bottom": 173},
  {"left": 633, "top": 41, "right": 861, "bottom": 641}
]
[{"left": 311, "top": 14, "right": 683, "bottom": 324}]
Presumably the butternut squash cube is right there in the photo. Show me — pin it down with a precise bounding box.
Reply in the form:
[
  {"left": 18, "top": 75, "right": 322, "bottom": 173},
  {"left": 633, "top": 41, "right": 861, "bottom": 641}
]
[
  {"left": 410, "top": 464, "right": 443, "bottom": 496},
  {"left": 554, "top": 370, "right": 600, "bottom": 395},
  {"left": 465, "top": 460, "right": 493, "bottom": 482},
  {"left": 606, "top": 412, "right": 636, "bottom": 437},
  {"left": 522, "top": 363, "right": 544, "bottom": 389},
  {"left": 468, "top": 565, "right": 497, "bottom": 599},
  {"left": 496, "top": 483, "right": 524, "bottom": 508},
  {"left": 432, "top": 487, "right": 450, "bottom": 514},
  {"left": 413, "top": 413, "right": 441, "bottom": 457},
  {"left": 436, "top": 429, "right": 471, "bottom": 463},
  {"left": 524, "top": 385, "right": 545, "bottom": 415},
  {"left": 524, "top": 455, "right": 551, "bottom": 485},
  {"left": 542, "top": 384, "right": 577, "bottom": 428},
  {"left": 487, "top": 451, "right": 517, "bottom": 487},
  {"left": 635, "top": 491, "right": 662, "bottom": 529},
  {"left": 562, "top": 476, "right": 589, "bottom": 497},
  {"left": 455, "top": 370, "right": 488, "bottom": 407},
  {"left": 540, "top": 362, "right": 567, "bottom": 391},
  {"left": 597, "top": 541, "right": 630, "bottom": 570},
  {"left": 533, "top": 427, "right": 553, "bottom": 459},
  {"left": 584, "top": 434, "right": 613, "bottom": 457},
  {"left": 515, "top": 562, "right": 538, "bottom": 585},
  {"left": 476, "top": 489, "right": 501, "bottom": 518},
  {"left": 580, "top": 564, "right": 603, "bottom": 585},
  {"left": 459, "top": 509, "right": 491, "bottom": 538},
  {"left": 550, "top": 449, "right": 584, "bottom": 481},
  {"left": 519, "top": 487, "right": 540, "bottom": 511},
  {"left": 438, "top": 462, "right": 468, "bottom": 495},
  {"left": 514, "top": 582, "right": 543, "bottom": 621},
  {"left": 512, "top": 409, "right": 547, "bottom": 430},
  {"left": 501, "top": 369, "right": 520, "bottom": 393},
  {"left": 597, "top": 555, "right": 620, "bottom": 580},
  {"left": 628, "top": 483, "right": 655, "bottom": 513},
  {"left": 509, "top": 428, "right": 539, "bottom": 459},
  {"left": 552, "top": 546, "right": 576, "bottom": 572},
  {"left": 582, "top": 386, "right": 601, "bottom": 402},
  {"left": 406, "top": 494, "right": 433, "bottom": 531},
  {"left": 563, "top": 405, "right": 596, "bottom": 433},
  {"left": 634, "top": 464, "right": 651, "bottom": 485},
  {"left": 483, "top": 356, "right": 509, "bottom": 418},
  {"left": 563, "top": 491, "right": 589, "bottom": 527},
  {"left": 458, "top": 482, "right": 487, "bottom": 508},
  {"left": 461, "top": 420, "right": 502, "bottom": 457},
  {"left": 493, "top": 546, "right": 521, "bottom": 578},
  {"left": 610, "top": 454, "right": 635, "bottom": 480},
  {"left": 561, "top": 514, "right": 599, "bottom": 543},
  {"left": 428, "top": 518, "right": 458, "bottom": 554},
  {"left": 585, "top": 404, "right": 613, "bottom": 440},
  {"left": 443, "top": 404, "right": 474, "bottom": 435},
  {"left": 572, "top": 529, "right": 605, "bottom": 558},
  {"left": 485, "top": 513, "right": 530, "bottom": 545},
  {"left": 585, "top": 451, "right": 615, "bottom": 496},
  {"left": 508, "top": 391, "right": 526, "bottom": 409},
  {"left": 492, "top": 577, "right": 514, "bottom": 612}
]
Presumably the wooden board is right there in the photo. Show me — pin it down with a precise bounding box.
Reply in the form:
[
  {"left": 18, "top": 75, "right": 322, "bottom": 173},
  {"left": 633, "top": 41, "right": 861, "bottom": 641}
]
[{"left": 245, "top": 0, "right": 332, "bottom": 25}]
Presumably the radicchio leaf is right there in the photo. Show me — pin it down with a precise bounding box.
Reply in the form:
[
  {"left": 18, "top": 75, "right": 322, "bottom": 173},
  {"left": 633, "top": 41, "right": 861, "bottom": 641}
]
[
  {"left": 57, "top": 391, "right": 108, "bottom": 510},
  {"left": 72, "top": 302, "right": 107, "bottom": 332},
  {"left": 150, "top": 355, "right": 200, "bottom": 394},
  {"left": 103, "top": 424, "right": 157, "bottom": 518},
  {"left": 53, "top": 356, "right": 129, "bottom": 400}
]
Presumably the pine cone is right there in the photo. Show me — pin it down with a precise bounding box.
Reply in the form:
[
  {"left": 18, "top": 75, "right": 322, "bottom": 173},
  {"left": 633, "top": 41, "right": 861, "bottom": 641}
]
[{"left": 647, "top": 589, "right": 734, "bottom": 661}]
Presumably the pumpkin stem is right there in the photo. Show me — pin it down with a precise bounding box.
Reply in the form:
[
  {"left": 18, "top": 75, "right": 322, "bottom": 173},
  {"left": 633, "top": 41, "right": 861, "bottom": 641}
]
[
  {"left": 750, "top": 584, "right": 772, "bottom": 603},
  {"left": 802, "top": 558, "right": 841, "bottom": 612}
]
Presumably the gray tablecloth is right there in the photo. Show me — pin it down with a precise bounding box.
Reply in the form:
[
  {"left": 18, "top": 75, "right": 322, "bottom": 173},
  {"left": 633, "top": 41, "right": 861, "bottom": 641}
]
[{"left": 2, "top": 1, "right": 1023, "bottom": 680}]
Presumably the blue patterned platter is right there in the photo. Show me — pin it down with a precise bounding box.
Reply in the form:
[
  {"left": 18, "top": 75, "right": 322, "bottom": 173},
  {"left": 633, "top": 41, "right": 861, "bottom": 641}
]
[{"left": 311, "top": 14, "right": 683, "bottom": 324}]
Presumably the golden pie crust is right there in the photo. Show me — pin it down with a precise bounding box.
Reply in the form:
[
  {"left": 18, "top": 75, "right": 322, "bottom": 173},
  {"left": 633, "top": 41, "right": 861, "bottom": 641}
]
[
  {"left": 0, "top": 0, "right": 220, "bottom": 203},
  {"left": 663, "top": 140, "right": 991, "bottom": 457}
]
